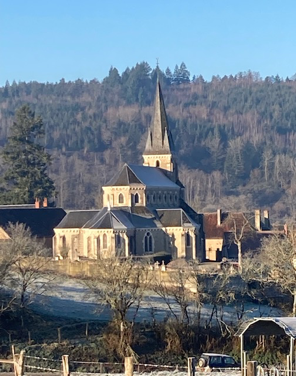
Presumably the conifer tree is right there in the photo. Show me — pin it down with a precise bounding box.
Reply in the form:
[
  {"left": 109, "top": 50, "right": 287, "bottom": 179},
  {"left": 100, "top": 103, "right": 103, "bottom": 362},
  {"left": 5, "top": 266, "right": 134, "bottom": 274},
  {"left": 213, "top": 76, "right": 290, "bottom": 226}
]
[{"left": 0, "top": 105, "right": 55, "bottom": 204}]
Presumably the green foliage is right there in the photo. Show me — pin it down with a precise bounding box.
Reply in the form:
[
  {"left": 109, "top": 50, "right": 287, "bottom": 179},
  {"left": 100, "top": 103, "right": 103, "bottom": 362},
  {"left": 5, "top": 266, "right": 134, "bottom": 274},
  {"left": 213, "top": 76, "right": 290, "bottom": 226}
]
[
  {"left": 1, "top": 65, "right": 296, "bottom": 216},
  {"left": 0, "top": 105, "right": 55, "bottom": 204}
]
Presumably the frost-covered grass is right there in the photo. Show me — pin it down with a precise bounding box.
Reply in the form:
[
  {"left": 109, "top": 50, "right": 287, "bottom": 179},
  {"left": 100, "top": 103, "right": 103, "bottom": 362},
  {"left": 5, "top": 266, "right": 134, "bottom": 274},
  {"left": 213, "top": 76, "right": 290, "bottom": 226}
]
[{"left": 30, "top": 276, "right": 282, "bottom": 324}]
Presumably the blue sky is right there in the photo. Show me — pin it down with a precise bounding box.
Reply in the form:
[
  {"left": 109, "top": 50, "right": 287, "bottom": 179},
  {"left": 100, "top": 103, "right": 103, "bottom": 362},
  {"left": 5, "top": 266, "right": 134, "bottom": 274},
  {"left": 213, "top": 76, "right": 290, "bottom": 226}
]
[{"left": 1, "top": 0, "right": 295, "bottom": 85}]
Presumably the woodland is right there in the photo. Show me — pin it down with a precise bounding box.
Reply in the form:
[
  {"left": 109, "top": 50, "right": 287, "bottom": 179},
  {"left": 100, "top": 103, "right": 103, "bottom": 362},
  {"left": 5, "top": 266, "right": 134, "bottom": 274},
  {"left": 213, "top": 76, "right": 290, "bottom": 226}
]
[{"left": 1, "top": 62, "right": 296, "bottom": 221}]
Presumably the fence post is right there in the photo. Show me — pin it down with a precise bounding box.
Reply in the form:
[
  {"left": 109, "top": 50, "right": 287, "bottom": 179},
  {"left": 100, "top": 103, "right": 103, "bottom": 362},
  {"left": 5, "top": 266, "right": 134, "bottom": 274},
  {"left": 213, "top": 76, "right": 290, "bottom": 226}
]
[
  {"left": 62, "top": 355, "right": 70, "bottom": 376},
  {"left": 58, "top": 328, "right": 61, "bottom": 344},
  {"left": 188, "top": 357, "right": 196, "bottom": 376},
  {"left": 125, "top": 357, "right": 133, "bottom": 376},
  {"left": 247, "top": 361, "right": 257, "bottom": 376},
  {"left": 13, "top": 350, "right": 25, "bottom": 376},
  {"left": 287, "top": 355, "right": 290, "bottom": 376},
  {"left": 85, "top": 323, "right": 89, "bottom": 339}
]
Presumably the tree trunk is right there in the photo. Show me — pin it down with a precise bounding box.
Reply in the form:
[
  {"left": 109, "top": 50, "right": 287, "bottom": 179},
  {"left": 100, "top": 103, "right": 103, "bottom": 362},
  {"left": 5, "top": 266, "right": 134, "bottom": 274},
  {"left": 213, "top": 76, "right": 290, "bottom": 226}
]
[
  {"left": 238, "top": 242, "right": 242, "bottom": 270},
  {"left": 293, "top": 292, "right": 296, "bottom": 317}
]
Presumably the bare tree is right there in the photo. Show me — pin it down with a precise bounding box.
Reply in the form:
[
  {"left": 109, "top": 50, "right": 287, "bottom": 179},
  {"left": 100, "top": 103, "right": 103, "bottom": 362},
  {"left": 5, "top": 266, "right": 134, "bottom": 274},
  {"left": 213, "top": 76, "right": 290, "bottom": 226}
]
[
  {"left": 248, "top": 229, "right": 296, "bottom": 316},
  {"left": 83, "top": 257, "right": 150, "bottom": 358},
  {"left": 225, "top": 212, "right": 255, "bottom": 269},
  {"left": 152, "top": 267, "right": 196, "bottom": 355},
  {"left": 153, "top": 268, "right": 194, "bottom": 324},
  {"left": 0, "top": 223, "right": 52, "bottom": 312}
]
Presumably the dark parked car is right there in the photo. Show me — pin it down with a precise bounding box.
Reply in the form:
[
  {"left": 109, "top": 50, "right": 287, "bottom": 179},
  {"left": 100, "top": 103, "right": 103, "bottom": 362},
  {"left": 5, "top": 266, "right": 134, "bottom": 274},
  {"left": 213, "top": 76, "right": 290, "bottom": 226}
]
[{"left": 197, "top": 353, "right": 240, "bottom": 371}]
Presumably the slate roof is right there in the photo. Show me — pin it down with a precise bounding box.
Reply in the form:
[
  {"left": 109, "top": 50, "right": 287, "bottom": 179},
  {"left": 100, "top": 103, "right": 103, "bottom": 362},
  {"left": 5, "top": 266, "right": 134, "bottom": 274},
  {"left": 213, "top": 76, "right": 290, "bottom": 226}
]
[
  {"left": 105, "top": 165, "right": 142, "bottom": 186},
  {"left": 84, "top": 207, "right": 134, "bottom": 230},
  {"left": 0, "top": 207, "right": 66, "bottom": 237},
  {"left": 56, "top": 210, "right": 99, "bottom": 229},
  {"left": 58, "top": 206, "right": 163, "bottom": 231},
  {"left": 156, "top": 208, "right": 200, "bottom": 228},
  {"left": 105, "top": 164, "right": 179, "bottom": 189},
  {"left": 144, "top": 81, "right": 175, "bottom": 155},
  {"left": 180, "top": 199, "right": 202, "bottom": 225}
]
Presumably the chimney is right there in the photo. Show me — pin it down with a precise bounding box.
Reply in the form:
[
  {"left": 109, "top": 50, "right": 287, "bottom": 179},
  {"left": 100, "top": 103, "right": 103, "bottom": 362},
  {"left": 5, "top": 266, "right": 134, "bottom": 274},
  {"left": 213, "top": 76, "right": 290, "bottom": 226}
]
[
  {"left": 43, "top": 197, "right": 48, "bottom": 207},
  {"left": 35, "top": 198, "right": 40, "bottom": 209},
  {"left": 254, "top": 209, "right": 261, "bottom": 231},
  {"left": 217, "top": 209, "right": 222, "bottom": 226},
  {"left": 263, "top": 209, "right": 270, "bottom": 229}
]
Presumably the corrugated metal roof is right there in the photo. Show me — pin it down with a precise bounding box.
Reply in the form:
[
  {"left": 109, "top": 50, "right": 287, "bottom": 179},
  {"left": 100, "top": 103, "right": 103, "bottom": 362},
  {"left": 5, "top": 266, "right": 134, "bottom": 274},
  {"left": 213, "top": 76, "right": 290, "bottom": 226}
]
[{"left": 236, "top": 317, "right": 296, "bottom": 338}]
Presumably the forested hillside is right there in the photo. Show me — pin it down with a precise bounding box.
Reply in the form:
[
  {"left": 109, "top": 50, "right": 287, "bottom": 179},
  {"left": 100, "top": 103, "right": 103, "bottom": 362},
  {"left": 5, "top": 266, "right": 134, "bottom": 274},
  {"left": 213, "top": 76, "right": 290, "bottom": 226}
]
[{"left": 1, "top": 62, "right": 296, "bottom": 221}]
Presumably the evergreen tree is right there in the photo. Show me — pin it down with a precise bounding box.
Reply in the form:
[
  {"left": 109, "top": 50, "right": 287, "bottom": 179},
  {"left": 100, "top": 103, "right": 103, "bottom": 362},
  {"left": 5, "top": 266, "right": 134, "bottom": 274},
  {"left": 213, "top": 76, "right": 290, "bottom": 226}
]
[
  {"left": 165, "top": 67, "right": 173, "bottom": 85},
  {"left": 0, "top": 105, "right": 55, "bottom": 204},
  {"left": 179, "top": 62, "right": 190, "bottom": 83}
]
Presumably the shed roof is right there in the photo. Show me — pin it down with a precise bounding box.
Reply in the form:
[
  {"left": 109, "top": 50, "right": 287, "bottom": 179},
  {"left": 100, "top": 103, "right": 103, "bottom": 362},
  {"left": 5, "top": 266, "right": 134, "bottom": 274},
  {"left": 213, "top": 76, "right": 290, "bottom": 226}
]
[{"left": 236, "top": 317, "right": 296, "bottom": 338}]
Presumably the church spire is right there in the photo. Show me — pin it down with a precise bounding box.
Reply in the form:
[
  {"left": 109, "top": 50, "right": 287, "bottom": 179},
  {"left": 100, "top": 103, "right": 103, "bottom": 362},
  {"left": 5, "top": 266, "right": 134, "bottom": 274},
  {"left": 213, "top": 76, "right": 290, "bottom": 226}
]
[
  {"left": 143, "top": 80, "right": 174, "bottom": 155},
  {"left": 143, "top": 81, "right": 177, "bottom": 179}
]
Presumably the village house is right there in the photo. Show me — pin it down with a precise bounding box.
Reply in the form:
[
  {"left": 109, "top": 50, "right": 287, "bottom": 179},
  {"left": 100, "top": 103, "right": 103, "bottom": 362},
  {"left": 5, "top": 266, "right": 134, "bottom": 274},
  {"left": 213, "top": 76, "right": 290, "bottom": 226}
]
[
  {"left": 53, "top": 81, "right": 205, "bottom": 262},
  {"left": 203, "top": 208, "right": 277, "bottom": 262}
]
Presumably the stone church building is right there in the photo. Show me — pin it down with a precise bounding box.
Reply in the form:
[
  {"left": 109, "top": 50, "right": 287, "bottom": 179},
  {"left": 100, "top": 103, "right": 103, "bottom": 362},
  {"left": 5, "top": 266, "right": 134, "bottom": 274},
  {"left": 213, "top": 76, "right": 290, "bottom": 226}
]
[{"left": 53, "top": 82, "right": 205, "bottom": 262}]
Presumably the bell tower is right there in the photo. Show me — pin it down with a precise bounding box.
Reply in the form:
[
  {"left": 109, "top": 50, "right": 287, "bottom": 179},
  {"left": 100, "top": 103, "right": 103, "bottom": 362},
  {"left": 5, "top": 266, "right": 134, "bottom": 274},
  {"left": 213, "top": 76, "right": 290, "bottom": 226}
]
[{"left": 143, "top": 81, "right": 178, "bottom": 181}]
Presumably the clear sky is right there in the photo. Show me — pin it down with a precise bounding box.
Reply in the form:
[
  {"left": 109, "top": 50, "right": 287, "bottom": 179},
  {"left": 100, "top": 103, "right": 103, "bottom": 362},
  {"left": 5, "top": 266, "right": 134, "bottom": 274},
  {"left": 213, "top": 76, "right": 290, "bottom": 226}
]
[{"left": 1, "top": 0, "right": 296, "bottom": 86}]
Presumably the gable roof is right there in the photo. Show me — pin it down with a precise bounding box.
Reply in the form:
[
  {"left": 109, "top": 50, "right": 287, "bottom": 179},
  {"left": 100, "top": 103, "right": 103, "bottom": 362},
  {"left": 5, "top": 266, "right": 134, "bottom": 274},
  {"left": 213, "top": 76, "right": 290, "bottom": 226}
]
[
  {"left": 105, "top": 164, "right": 179, "bottom": 189},
  {"left": 0, "top": 207, "right": 66, "bottom": 237},
  {"left": 56, "top": 210, "right": 99, "bottom": 229}
]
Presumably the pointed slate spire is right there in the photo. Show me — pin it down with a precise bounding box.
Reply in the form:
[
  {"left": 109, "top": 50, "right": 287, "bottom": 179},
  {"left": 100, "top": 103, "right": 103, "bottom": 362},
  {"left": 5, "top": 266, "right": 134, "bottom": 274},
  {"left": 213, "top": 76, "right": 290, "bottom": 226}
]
[{"left": 144, "top": 80, "right": 174, "bottom": 155}]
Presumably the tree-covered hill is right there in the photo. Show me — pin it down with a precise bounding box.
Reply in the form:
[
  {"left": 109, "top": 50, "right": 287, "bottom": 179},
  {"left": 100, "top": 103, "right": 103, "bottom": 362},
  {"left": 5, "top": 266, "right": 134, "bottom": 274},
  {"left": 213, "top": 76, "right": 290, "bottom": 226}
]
[{"left": 1, "top": 62, "right": 296, "bottom": 221}]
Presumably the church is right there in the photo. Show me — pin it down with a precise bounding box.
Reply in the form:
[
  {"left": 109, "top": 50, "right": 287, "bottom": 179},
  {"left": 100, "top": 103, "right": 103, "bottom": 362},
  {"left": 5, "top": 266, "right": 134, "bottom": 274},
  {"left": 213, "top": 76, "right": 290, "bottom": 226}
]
[{"left": 53, "top": 82, "right": 205, "bottom": 262}]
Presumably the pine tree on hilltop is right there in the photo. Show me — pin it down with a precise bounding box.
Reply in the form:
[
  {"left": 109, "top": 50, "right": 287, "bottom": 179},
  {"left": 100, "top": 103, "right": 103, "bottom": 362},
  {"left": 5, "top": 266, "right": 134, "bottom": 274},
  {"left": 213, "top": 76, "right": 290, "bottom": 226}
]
[{"left": 0, "top": 104, "right": 55, "bottom": 204}]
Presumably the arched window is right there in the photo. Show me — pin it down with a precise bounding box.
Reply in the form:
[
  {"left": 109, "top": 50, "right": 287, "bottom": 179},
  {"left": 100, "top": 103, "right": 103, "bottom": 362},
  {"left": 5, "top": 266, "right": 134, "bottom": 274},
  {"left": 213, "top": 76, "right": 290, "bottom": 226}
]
[
  {"left": 144, "top": 232, "right": 153, "bottom": 253},
  {"left": 61, "top": 235, "right": 66, "bottom": 249},
  {"left": 186, "top": 232, "right": 191, "bottom": 247},
  {"left": 156, "top": 160, "right": 160, "bottom": 167},
  {"left": 152, "top": 193, "right": 156, "bottom": 203},
  {"left": 169, "top": 193, "right": 173, "bottom": 203},
  {"left": 116, "top": 234, "right": 121, "bottom": 247},
  {"left": 72, "top": 236, "right": 78, "bottom": 252},
  {"left": 134, "top": 193, "right": 139, "bottom": 204},
  {"left": 164, "top": 194, "right": 167, "bottom": 203},
  {"left": 118, "top": 193, "right": 124, "bottom": 204},
  {"left": 174, "top": 193, "right": 178, "bottom": 202},
  {"left": 146, "top": 194, "right": 150, "bottom": 204},
  {"left": 158, "top": 193, "right": 162, "bottom": 203},
  {"left": 96, "top": 236, "right": 100, "bottom": 257},
  {"left": 103, "top": 233, "right": 107, "bottom": 249}
]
